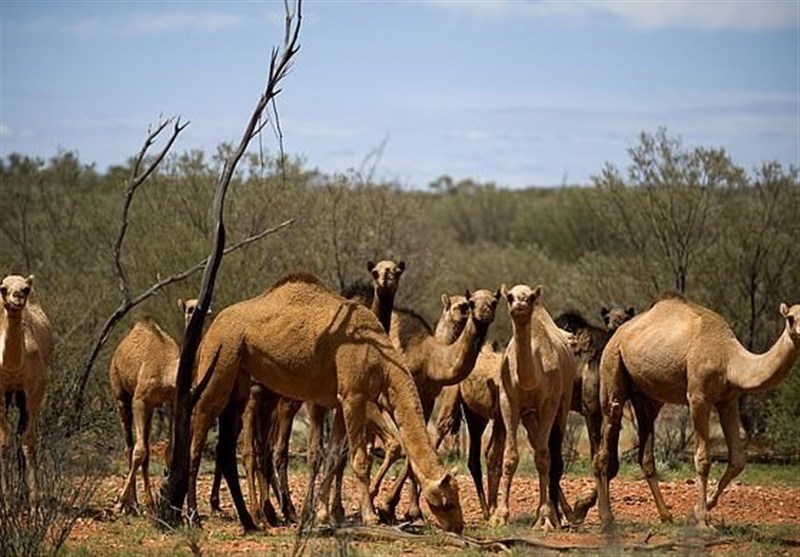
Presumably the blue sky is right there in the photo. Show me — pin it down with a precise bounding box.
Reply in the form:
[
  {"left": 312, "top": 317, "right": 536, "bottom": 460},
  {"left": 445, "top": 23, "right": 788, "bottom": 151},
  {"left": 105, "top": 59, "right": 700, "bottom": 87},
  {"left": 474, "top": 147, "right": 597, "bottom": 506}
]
[{"left": 1, "top": 1, "right": 798, "bottom": 188}]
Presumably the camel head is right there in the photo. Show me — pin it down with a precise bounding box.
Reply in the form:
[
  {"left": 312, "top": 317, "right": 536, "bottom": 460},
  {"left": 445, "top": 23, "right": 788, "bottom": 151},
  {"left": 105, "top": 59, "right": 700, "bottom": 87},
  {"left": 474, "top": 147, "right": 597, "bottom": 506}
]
[
  {"left": 367, "top": 259, "right": 405, "bottom": 294},
  {"left": 177, "top": 298, "right": 204, "bottom": 328},
  {"left": 779, "top": 303, "right": 800, "bottom": 345},
  {"left": 420, "top": 468, "right": 463, "bottom": 533},
  {"left": 1, "top": 275, "right": 34, "bottom": 314},
  {"left": 601, "top": 305, "right": 635, "bottom": 332},
  {"left": 439, "top": 293, "right": 470, "bottom": 337},
  {"left": 466, "top": 288, "right": 501, "bottom": 327},
  {"left": 501, "top": 283, "right": 541, "bottom": 322}
]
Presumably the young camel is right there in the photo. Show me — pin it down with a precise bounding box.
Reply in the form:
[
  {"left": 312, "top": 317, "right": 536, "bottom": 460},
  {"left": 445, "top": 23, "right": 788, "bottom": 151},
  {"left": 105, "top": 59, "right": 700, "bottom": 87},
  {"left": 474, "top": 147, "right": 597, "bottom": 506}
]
[
  {"left": 553, "top": 306, "right": 634, "bottom": 522},
  {"left": 188, "top": 273, "right": 464, "bottom": 533},
  {"left": 492, "top": 284, "right": 579, "bottom": 530},
  {"left": 109, "top": 298, "right": 197, "bottom": 513},
  {"left": 595, "top": 295, "right": 800, "bottom": 531},
  {"left": 0, "top": 275, "right": 53, "bottom": 506}
]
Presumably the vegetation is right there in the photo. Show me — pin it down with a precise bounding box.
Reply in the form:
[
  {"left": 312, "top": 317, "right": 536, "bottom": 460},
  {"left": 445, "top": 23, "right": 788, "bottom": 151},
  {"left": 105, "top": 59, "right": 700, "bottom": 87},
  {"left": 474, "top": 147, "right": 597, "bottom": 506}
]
[{"left": 0, "top": 128, "right": 798, "bottom": 552}]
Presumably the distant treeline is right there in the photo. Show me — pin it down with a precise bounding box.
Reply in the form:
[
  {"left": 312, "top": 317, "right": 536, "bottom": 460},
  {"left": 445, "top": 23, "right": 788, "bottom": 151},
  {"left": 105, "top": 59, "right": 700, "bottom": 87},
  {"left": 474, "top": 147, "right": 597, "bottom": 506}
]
[{"left": 1, "top": 128, "right": 798, "bottom": 453}]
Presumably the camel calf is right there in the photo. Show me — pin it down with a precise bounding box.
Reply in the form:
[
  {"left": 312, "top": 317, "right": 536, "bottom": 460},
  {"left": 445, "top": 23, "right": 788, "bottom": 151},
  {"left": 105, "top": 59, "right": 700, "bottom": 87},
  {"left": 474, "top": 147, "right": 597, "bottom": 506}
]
[{"left": 109, "top": 299, "right": 196, "bottom": 513}]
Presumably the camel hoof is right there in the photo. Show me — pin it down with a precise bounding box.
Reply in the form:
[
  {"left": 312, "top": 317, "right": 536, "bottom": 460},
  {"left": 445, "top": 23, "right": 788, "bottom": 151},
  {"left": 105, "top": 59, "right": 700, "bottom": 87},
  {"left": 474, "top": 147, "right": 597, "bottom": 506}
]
[
  {"left": 600, "top": 519, "right": 618, "bottom": 535},
  {"left": 488, "top": 513, "right": 508, "bottom": 528},
  {"left": 377, "top": 505, "right": 396, "bottom": 525},
  {"left": 403, "top": 506, "right": 422, "bottom": 523}
]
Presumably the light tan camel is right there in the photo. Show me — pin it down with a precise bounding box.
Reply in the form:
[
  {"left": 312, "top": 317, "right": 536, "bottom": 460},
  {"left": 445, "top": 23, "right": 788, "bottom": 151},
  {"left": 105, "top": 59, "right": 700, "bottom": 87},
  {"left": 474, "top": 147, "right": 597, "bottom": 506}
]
[
  {"left": 595, "top": 295, "right": 800, "bottom": 531},
  {"left": 492, "top": 284, "right": 579, "bottom": 530},
  {"left": 434, "top": 293, "right": 471, "bottom": 344},
  {"left": 0, "top": 275, "right": 53, "bottom": 506},
  {"left": 248, "top": 260, "right": 409, "bottom": 526},
  {"left": 553, "top": 306, "right": 634, "bottom": 522},
  {"left": 188, "top": 273, "right": 464, "bottom": 533},
  {"left": 377, "top": 288, "right": 500, "bottom": 522},
  {"left": 108, "top": 298, "right": 197, "bottom": 513}
]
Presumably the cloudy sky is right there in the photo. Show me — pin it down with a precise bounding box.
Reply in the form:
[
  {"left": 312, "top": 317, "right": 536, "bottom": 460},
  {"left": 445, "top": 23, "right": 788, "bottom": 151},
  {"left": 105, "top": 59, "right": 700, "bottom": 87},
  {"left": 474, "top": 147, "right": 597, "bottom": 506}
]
[{"left": 1, "top": 1, "right": 798, "bottom": 188}]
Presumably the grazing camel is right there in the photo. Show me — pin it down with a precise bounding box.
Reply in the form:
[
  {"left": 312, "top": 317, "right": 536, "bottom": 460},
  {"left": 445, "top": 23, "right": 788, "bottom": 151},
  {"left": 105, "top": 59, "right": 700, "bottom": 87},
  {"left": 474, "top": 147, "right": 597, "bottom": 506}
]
[
  {"left": 109, "top": 298, "right": 197, "bottom": 513},
  {"left": 0, "top": 275, "right": 53, "bottom": 506},
  {"left": 553, "top": 306, "right": 634, "bottom": 522},
  {"left": 243, "top": 260, "right": 408, "bottom": 526},
  {"left": 595, "top": 295, "right": 800, "bottom": 531},
  {"left": 376, "top": 288, "right": 499, "bottom": 522},
  {"left": 492, "top": 284, "right": 579, "bottom": 529},
  {"left": 188, "top": 273, "right": 464, "bottom": 533}
]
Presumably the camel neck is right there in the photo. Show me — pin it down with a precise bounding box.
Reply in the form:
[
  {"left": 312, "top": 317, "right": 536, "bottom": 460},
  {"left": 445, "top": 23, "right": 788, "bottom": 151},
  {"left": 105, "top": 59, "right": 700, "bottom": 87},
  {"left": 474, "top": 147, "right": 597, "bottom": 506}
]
[
  {"left": 510, "top": 314, "right": 539, "bottom": 391},
  {"left": 727, "top": 327, "right": 799, "bottom": 393},
  {"left": 383, "top": 360, "right": 445, "bottom": 483},
  {"left": 434, "top": 315, "right": 463, "bottom": 344},
  {"left": 425, "top": 316, "right": 488, "bottom": 387},
  {"left": 0, "top": 308, "right": 24, "bottom": 371},
  {"left": 371, "top": 290, "right": 395, "bottom": 334}
]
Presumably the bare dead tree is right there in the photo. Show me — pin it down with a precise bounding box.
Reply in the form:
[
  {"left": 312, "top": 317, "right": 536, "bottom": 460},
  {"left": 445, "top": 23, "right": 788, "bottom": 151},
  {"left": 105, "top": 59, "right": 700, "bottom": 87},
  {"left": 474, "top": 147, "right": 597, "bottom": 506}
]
[
  {"left": 67, "top": 115, "right": 294, "bottom": 433},
  {"left": 157, "top": 0, "right": 303, "bottom": 529}
]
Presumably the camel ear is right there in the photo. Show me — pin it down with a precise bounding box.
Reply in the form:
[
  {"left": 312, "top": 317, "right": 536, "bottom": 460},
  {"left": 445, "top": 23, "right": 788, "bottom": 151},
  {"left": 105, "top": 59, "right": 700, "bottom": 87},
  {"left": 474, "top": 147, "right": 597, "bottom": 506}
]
[
  {"left": 532, "top": 284, "right": 543, "bottom": 298},
  {"left": 600, "top": 306, "right": 609, "bottom": 319},
  {"left": 780, "top": 303, "right": 789, "bottom": 317},
  {"left": 437, "top": 470, "right": 455, "bottom": 490},
  {"left": 626, "top": 306, "right": 635, "bottom": 318},
  {"left": 493, "top": 288, "right": 501, "bottom": 303},
  {"left": 465, "top": 289, "right": 472, "bottom": 300},
  {"left": 500, "top": 284, "right": 508, "bottom": 298},
  {"left": 177, "top": 298, "right": 186, "bottom": 312},
  {"left": 398, "top": 261, "right": 406, "bottom": 274},
  {"left": 367, "top": 260, "right": 376, "bottom": 272},
  {"left": 441, "top": 293, "right": 451, "bottom": 309}
]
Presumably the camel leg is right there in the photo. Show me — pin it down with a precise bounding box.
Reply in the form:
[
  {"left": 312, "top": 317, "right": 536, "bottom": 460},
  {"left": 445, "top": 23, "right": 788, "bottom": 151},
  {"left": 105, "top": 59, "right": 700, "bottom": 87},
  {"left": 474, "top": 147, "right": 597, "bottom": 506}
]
[
  {"left": 521, "top": 413, "right": 558, "bottom": 531},
  {"left": 631, "top": 397, "right": 671, "bottom": 522},
  {"left": 464, "top": 406, "right": 490, "bottom": 520},
  {"left": 708, "top": 399, "right": 745, "bottom": 510},
  {"left": 368, "top": 406, "right": 402, "bottom": 501},
  {"left": 432, "top": 385, "right": 462, "bottom": 452},
  {"left": 209, "top": 458, "right": 223, "bottom": 512},
  {"left": 547, "top": 409, "right": 573, "bottom": 527},
  {"left": 490, "top": 387, "right": 519, "bottom": 527},
  {"left": 572, "top": 376, "right": 602, "bottom": 523},
  {"left": 404, "top": 473, "right": 422, "bottom": 522},
  {"left": 118, "top": 397, "right": 149, "bottom": 514},
  {"left": 486, "top": 419, "right": 505, "bottom": 516},
  {"left": 594, "top": 398, "right": 624, "bottom": 533},
  {"left": 114, "top": 392, "right": 136, "bottom": 506},
  {"left": 139, "top": 404, "right": 156, "bottom": 512},
  {"left": 688, "top": 395, "right": 713, "bottom": 530},
  {"left": 341, "top": 392, "right": 378, "bottom": 526},
  {"left": 241, "top": 391, "right": 263, "bottom": 524},
  {"left": 272, "top": 398, "right": 301, "bottom": 524},
  {"left": 217, "top": 393, "right": 258, "bottom": 531},
  {"left": 316, "top": 407, "right": 345, "bottom": 525},
  {"left": 300, "top": 403, "right": 327, "bottom": 524},
  {"left": 21, "top": 387, "right": 41, "bottom": 508},
  {"left": 0, "top": 392, "right": 11, "bottom": 501}
]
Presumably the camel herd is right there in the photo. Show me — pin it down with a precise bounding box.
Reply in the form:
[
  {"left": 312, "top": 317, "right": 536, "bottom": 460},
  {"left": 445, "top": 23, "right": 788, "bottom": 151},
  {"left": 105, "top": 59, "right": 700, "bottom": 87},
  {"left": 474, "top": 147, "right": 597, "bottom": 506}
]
[{"left": 0, "top": 266, "right": 798, "bottom": 536}]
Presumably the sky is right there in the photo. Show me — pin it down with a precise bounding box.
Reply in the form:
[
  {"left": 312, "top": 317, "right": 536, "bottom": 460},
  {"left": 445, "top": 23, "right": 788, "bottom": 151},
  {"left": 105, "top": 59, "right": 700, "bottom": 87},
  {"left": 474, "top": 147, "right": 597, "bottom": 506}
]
[{"left": 1, "top": 0, "right": 798, "bottom": 189}]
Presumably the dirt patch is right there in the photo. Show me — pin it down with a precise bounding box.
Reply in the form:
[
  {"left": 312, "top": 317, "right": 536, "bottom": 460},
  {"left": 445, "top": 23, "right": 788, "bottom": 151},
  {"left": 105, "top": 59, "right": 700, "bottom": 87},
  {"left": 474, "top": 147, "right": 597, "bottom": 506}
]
[{"left": 66, "top": 467, "right": 800, "bottom": 555}]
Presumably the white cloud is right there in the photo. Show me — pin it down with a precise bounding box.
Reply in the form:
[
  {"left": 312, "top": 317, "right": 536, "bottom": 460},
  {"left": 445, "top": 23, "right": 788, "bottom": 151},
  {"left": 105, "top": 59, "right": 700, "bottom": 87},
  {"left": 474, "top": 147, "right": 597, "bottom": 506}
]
[
  {"left": 0, "top": 123, "right": 11, "bottom": 138},
  {"left": 429, "top": 0, "right": 800, "bottom": 31}
]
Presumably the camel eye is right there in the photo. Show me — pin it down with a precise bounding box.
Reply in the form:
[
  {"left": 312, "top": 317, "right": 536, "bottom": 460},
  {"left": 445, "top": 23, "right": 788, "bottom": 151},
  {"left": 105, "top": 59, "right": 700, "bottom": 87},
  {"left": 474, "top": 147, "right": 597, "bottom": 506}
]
[
  {"left": 0, "top": 287, "right": 6, "bottom": 297},
  {"left": 371, "top": 270, "right": 379, "bottom": 280}
]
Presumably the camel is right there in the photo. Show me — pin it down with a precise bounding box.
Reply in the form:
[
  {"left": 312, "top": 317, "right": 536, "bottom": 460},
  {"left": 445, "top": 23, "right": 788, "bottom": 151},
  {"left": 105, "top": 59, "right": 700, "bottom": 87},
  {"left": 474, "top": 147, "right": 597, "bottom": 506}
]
[
  {"left": 376, "top": 288, "right": 499, "bottom": 522},
  {"left": 0, "top": 275, "right": 53, "bottom": 506},
  {"left": 187, "top": 273, "right": 464, "bottom": 533},
  {"left": 109, "top": 298, "right": 197, "bottom": 513},
  {"left": 238, "top": 260, "right": 408, "bottom": 526},
  {"left": 553, "top": 306, "right": 634, "bottom": 522},
  {"left": 491, "top": 284, "right": 579, "bottom": 529},
  {"left": 594, "top": 295, "right": 800, "bottom": 531}
]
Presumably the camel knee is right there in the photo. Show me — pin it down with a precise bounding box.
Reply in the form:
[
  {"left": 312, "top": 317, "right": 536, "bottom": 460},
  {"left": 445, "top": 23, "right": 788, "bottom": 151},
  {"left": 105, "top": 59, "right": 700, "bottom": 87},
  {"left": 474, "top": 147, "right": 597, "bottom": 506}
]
[
  {"left": 694, "top": 449, "right": 711, "bottom": 477},
  {"left": 729, "top": 454, "right": 745, "bottom": 478}
]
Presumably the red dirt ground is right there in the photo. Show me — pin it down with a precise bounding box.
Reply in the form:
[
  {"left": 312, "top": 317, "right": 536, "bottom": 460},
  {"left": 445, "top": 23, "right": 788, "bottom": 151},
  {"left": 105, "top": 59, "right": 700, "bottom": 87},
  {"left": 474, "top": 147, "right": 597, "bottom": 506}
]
[{"left": 67, "top": 464, "right": 800, "bottom": 556}]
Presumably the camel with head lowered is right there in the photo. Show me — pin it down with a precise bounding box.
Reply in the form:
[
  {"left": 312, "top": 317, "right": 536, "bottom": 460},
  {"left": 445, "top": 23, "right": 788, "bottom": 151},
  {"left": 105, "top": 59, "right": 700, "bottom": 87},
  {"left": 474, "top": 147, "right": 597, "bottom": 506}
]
[
  {"left": 188, "top": 273, "right": 464, "bottom": 533},
  {"left": 232, "top": 260, "right": 408, "bottom": 527},
  {"left": 109, "top": 298, "right": 197, "bottom": 513},
  {"left": 374, "top": 288, "right": 500, "bottom": 523},
  {"left": 0, "top": 275, "right": 53, "bottom": 507},
  {"left": 595, "top": 294, "right": 800, "bottom": 531},
  {"left": 552, "top": 306, "right": 634, "bottom": 522}
]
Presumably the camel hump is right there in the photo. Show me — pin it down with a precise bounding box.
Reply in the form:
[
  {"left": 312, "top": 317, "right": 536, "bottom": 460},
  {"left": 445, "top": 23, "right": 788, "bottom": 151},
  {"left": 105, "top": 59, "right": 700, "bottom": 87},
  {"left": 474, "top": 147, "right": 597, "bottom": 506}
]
[
  {"left": 651, "top": 291, "right": 688, "bottom": 306},
  {"left": 554, "top": 310, "right": 591, "bottom": 333},
  {"left": 341, "top": 279, "right": 374, "bottom": 305},
  {"left": 269, "top": 271, "right": 329, "bottom": 292}
]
